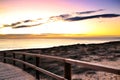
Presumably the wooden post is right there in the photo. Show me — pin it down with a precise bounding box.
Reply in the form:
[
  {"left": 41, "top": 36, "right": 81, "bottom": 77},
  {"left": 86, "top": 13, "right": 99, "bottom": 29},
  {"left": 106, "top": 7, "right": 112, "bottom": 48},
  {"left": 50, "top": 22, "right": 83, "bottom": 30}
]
[
  {"left": 64, "top": 62, "right": 72, "bottom": 80},
  {"left": 35, "top": 57, "right": 40, "bottom": 80},
  {"left": 3, "top": 52, "right": 6, "bottom": 63},
  {"left": 23, "top": 54, "right": 26, "bottom": 70},
  {"left": 13, "top": 53, "right": 16, "bottom": 65}
]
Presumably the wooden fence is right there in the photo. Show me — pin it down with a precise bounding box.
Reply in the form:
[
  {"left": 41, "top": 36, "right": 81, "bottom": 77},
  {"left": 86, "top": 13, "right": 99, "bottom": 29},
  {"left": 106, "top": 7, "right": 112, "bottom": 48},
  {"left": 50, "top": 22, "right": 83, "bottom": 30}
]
[{"left": 0, "top": 51, "right": 120, "bottom": 80}]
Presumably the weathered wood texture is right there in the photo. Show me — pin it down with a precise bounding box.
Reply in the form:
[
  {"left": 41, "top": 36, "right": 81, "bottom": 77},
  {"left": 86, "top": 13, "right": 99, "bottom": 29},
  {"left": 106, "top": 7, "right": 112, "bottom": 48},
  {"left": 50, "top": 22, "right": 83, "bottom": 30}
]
[
  {"left": 4, "top": 57, "right": 66, "bottom": 80},
  {"left": 0, "top": 62, "right": 35, "bottom": 80},
  {"left": 14, "top": 52, "right": 120, "bottom": 75},
  {"left": 0, "top": 51, "right": 120, "bottom": 80}
]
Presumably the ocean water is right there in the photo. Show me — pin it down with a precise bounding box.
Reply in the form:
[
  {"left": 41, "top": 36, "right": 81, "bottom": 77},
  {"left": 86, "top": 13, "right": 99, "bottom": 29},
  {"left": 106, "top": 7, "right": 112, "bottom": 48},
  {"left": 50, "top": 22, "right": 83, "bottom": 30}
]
[{"left": 0, "top": 38, "right": 120, "bottom": 51}]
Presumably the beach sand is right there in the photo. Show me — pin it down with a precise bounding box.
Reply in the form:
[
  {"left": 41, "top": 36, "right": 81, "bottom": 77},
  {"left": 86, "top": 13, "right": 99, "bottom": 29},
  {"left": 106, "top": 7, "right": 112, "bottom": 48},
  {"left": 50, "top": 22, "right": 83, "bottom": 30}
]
[{"left": 0, "top": 41, "right": 120, "bottom": 80}]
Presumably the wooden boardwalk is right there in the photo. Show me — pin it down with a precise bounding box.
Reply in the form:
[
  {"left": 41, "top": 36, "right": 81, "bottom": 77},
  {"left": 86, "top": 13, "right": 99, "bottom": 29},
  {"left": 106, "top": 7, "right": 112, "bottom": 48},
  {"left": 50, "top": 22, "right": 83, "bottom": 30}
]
[
  {"left": 0, "top": 62, "right": 35, "bottom": 80},
  {"left": 0, "top": 51, "right": 120, "bottom": 80}
]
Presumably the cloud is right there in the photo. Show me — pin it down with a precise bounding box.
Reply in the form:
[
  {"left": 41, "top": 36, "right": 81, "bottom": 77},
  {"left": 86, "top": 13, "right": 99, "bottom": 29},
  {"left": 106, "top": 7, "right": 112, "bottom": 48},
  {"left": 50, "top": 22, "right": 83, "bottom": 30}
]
[
  {"left": 48, "top": 14, "right": 71, "bottom": 22},
  {"left": 1, "top": 18, "right": 44, "bottom": 29},
  {"left": 3, "top": 20, "right": 33, "bottom": 28},
  {"left": 12, "top": 19, "right": 41, "bottom": 26},
  {"left": 76, "top": 9, "right": 104, "bottom": 15},
  {"left": 58, "top": 14, "right": 71, "bottom": 18},
  {"left": 12, "top": 25, "right": 30, "bottom": 28},
  {"left": 23, "top": 20, "right": 33, "bottom": 23},
  {"left": 11, "top": 22, "right": 21, "bottom": 26},
  {"left": 65, "top": 14, "right": 120, "bottom": 21},
  {"left": 12, "top": 23, "right": 43, "bottom": 29},
  {"left": 1, "top": 9, "right": 120, "bottom": 29},
  {"left": 47, "top": 9, "right": 104, "bottom": 21}
]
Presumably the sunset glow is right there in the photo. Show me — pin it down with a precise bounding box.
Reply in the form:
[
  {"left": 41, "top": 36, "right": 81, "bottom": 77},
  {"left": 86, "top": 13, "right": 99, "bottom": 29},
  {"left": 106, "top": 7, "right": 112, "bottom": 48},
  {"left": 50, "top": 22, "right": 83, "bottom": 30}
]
[{"left": 0, "top": 0, "right": 120, "bottom": 38}]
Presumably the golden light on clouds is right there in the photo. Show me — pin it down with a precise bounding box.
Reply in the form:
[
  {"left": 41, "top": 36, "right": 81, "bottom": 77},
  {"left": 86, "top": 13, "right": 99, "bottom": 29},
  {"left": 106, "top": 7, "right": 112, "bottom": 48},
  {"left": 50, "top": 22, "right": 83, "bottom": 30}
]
[
  {"left": 0, "top": 0, "right": 120, "bottom": 37},
  {"left": 0, "top": 21, "right": 92, "bottom": 35}
]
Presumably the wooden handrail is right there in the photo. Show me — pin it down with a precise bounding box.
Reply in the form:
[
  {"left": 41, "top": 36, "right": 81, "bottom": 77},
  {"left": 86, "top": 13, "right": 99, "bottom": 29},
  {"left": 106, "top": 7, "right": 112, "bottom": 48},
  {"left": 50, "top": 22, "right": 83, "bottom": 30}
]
[
  {"left": 0, "top": 51, "right": 120, "bottom": 80},
  {"left": 65, "top": 59, "right": 120, "bottom": 75},
  {"left": 3, "top": 57, "right": 66, "bottom": 80},
  {"left": 14, "top": 51, "right": 120, "bottom": 75},
  {"left": 14, "top": 52, "right": 65, "bottom": 62}
]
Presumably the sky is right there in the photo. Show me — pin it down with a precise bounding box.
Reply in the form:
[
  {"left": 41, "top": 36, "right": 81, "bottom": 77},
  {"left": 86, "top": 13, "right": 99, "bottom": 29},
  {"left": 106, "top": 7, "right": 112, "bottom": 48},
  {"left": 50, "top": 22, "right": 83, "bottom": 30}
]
[{"left": 0, "top": 0, "right": 120, "bottom": 37}]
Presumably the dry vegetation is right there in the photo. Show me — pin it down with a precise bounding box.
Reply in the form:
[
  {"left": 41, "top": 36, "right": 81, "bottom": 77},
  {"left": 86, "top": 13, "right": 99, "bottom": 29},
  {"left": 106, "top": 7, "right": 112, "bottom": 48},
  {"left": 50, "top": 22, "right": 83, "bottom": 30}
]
[{"left": 0, "top": 41, "right": 120, "bottom": 80}]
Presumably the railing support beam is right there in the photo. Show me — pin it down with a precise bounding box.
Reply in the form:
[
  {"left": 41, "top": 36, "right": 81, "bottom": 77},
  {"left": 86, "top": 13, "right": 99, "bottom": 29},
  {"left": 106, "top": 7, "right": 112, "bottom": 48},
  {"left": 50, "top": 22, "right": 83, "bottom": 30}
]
[
  {"left": 13, "top": 53, "right": 16, "bottom": 65},
  {"left": 3, "top": 52, "right": 6, "bottom": 63},
  {"left": 35, "top": 57, "right": 40, "bottom": 80},
  {"left": 64, "top": 62, "right": 71, "bottom": 80},
  {"left": 23, "top": 54, "right": 26, "bottom": 70}
]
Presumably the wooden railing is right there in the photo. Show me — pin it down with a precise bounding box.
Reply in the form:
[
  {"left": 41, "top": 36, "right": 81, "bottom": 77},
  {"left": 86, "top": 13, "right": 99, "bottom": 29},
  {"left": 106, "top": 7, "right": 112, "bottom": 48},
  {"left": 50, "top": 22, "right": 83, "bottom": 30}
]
[{"left": 0, "top": 51, "right": 120, "bottom": 80}]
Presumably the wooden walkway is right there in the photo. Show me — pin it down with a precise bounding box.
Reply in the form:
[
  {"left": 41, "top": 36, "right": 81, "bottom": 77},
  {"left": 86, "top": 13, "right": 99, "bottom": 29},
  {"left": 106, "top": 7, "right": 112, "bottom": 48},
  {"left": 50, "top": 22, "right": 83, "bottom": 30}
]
[
  {"left": 0, "top": 62, "right": 35, "bottom": 80},
  {"left": 0, "top": 51, "right": 120, "bottom": 80}
]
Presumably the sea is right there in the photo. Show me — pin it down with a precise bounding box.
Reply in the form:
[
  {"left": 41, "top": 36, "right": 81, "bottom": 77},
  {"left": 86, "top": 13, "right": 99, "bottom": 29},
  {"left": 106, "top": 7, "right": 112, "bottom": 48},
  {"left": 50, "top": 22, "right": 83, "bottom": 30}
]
[{"left": 0, "top": 38, "right": 120, "bottom": 51}]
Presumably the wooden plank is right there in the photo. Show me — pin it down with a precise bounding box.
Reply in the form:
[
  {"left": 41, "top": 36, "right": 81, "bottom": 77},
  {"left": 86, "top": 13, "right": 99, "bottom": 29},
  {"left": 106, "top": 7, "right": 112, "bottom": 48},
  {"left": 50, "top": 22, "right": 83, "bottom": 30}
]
[
  {"left": 35, "top": 57, "right": 40, "bottom": 80},
  {"left": 14, "top": 51, "right": 120, "bottom": 75},
  {"left": 0, "top": 62, "right": 35, "bottom": 80},
  {"left": 4, "top": 57, "right": 66, "bottom": 80},
  {"left": 14, "top": 52, "right": 65, "bottom": 62},
  {"left": 64, "top": 62, "right": 72, "bottom": 80},
  {"left": 3, "top": 52, "right": 6, "bottom": 63},
  {"left": 4, "top": 51, "right": 120, "bottom": 75},
  {"left": 65, "top": 59, "right": 120, "bottom": 75},
  {"left": 22, "top": 54, "right": 26, "bottom": 70},
  {"left": 12, "top": 53, "right": 16, "bottom": 65}
]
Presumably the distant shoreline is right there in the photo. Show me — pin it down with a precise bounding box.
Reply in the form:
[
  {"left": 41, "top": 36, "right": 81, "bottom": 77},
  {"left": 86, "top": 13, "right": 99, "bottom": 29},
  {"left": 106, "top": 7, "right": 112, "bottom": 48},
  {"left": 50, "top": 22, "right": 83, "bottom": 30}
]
[
  {"left": 0, "top": 34, "right": 120, "bottom": 39},
  {"left": 0, "top": 40, "right": 120, "bottom": 52}
]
